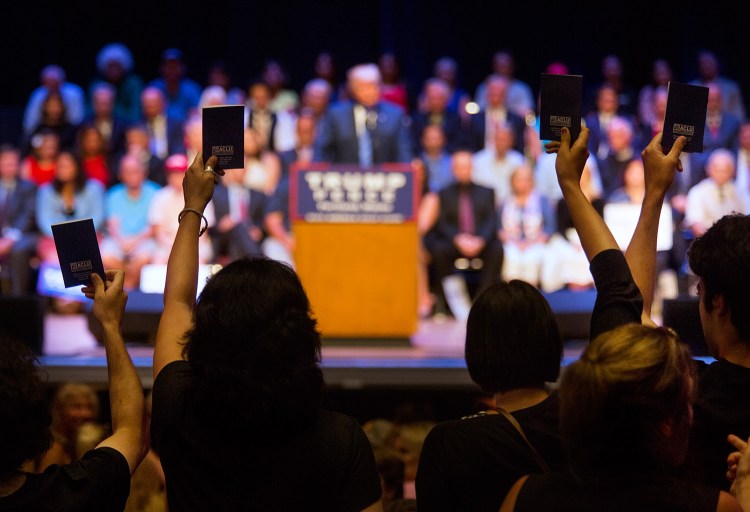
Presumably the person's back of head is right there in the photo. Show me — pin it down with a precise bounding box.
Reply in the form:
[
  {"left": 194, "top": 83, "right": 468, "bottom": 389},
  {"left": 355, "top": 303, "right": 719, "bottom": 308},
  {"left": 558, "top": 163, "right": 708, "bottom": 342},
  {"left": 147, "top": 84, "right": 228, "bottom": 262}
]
[
  {"left": 185, "top": 257, "right": 323, "bottom": 435},
  {"left": 560, "top": 324, "right": 694, "bottom": 476},
  {"left": 465, "top": 280, "right": 562, "bottom": 394},
  {"left": 688, "top": 214, "right": 750, "bottom": 346},
  {"left": 0, "top": 337, "right": 52, "bottom": 479}
]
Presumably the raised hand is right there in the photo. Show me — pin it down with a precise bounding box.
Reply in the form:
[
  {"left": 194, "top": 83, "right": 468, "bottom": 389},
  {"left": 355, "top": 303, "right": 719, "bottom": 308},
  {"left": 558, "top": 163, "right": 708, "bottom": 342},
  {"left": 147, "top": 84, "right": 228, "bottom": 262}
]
[
  {"left": 184, "top": 153, "right": 222, "bottom": 212},
  {"left": 641, "top": 132, "right": 686, "bottom": 197},
  {"left": 545, "top": 126, "right": 591, "bottom": 192},
  {"left": 82, "top": 270, "right": 128, "bottom": 329}
]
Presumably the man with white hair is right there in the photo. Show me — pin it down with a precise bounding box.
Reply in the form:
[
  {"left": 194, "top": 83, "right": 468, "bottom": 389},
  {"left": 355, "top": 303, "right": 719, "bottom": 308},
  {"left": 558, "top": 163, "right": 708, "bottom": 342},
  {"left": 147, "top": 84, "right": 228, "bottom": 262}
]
[
  {"left": 22, "top": 65, "right": 85, "bottom": 134},
  {"left": 313, "top": 63, "right": 412, "bottom": 165},
  {"left": 685, "top": 148, "right": 750, "bottom": 237}
]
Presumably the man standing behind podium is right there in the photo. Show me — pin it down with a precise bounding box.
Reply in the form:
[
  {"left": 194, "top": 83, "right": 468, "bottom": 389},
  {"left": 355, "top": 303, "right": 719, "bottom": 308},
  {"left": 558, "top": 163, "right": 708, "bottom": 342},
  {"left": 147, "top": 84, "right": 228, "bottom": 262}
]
[{"left": 313, "top": 63, "right": 412, "bottom": 165}]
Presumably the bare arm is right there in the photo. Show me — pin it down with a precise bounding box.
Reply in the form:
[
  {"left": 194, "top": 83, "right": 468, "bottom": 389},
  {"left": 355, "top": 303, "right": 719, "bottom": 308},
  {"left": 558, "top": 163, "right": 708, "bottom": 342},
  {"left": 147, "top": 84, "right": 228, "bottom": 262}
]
[
  {"left": 546, "top": 126, "right": 619, "bottom": 261},
  {"left": 499, "top": 475, "right": 529, "bottom": 512},
  {"left": 82, "top": 271, "right": 146, "bottom": 474},
  {"left": 153, "top": 154, "right": 220, "bottom": 378},
  {"left": 626, "top": 133, "right": 686, "bottom": 323}
]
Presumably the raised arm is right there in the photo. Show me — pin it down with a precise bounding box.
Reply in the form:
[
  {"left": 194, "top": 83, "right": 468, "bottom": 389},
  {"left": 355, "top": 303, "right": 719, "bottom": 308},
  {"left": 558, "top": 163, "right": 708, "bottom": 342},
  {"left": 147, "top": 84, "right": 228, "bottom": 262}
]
[
  {"left": 153, "top": 154, "right": 220, "bottom": 378},
  {"left": 82, "top": 270, "right": 146, "bottom": 474},
  {"left": 626, "top": 133, "right": 685, "bottom": 324},
  {"left": 546, "top": 126, "right": 619, "bottom": 261}
]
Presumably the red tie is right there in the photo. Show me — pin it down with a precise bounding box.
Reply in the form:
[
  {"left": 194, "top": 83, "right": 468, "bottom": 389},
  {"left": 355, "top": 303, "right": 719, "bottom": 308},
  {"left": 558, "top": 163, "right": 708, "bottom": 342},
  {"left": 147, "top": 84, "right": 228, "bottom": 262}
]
[{"left": 458, "top": 187, "right": 474, "bottom": 234}]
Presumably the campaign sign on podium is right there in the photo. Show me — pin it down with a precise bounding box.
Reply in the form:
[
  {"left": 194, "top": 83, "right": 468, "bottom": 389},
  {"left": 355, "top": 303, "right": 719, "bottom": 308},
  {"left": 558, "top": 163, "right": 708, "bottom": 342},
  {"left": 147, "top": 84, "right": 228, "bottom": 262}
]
[{"left": 291, "top": 164, "right": 420, "bottom": 339}]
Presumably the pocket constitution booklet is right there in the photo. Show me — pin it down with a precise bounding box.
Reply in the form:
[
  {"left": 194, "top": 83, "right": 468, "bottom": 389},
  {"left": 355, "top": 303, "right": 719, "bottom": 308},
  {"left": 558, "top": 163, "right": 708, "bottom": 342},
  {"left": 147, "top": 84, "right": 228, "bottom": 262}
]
[
  {"left": 51, "top": 218, "right": 105, "bottom": 287},
  {"left": 539, "top": 73, "right": 583, "bottom": 142},
  {"left": 202, "top": 105, "right": 245, "bottom": 170},
  {"left": 662, "top": 81, "right": 709, "bottom": 153}
]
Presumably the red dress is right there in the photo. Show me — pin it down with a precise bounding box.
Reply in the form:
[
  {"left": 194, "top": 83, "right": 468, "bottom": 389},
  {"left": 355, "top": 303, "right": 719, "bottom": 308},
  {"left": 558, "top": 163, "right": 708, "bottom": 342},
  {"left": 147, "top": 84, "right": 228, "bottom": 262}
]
[
  {"left": 23, "top": 156, "right": 56, "bottom": 186},
  {"left": 82, "top": 154, "right": 110, "bottom": 186}
]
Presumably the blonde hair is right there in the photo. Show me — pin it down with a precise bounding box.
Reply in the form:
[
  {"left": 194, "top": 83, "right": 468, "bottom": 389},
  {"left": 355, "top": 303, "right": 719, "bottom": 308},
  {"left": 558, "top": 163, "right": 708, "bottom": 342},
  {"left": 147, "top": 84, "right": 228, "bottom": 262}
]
[
  {"left": 51, "top": 383, "right": 100, "bottom": 433},
  {"left": 560, "top": 324, "right": 695, "bottom": 474}
]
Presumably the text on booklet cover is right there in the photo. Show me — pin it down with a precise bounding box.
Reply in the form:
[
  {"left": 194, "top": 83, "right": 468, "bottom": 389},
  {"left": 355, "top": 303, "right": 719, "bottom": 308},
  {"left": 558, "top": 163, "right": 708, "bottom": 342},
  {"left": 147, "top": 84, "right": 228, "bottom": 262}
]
[
  {"left": 662, "top": 81, "right": 709, "bottom": 153},
  {"left": 51, "top": 218, "right": 105, "bottom": 287},
  {"left": 202, "top": 105, "right": 245, "bottom": 169},
  {"left": 539, "top": 73, "right": 583, "bottom": 142}
]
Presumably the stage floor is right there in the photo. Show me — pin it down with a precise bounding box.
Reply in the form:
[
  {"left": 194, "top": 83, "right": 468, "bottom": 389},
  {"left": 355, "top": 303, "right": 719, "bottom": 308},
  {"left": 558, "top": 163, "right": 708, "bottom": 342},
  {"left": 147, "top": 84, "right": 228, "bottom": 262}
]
[{"left": 39, "top": 312, "right": 590, "bottom": 390}]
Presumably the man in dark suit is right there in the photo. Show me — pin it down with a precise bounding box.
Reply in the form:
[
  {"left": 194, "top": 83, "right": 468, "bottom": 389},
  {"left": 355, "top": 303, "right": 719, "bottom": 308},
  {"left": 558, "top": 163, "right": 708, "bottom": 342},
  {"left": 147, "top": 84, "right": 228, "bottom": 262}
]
[
  {"left": 466, "top": 75, "right": 525, "bottom": 155},
  {"left": 424, "top": 150, "right": 503, "bottom": 314},
  {"left": 209, "top": 166, "right": 268, "bottom": 261},
  {"left": 0, "top": 145, "right": 38, "bottom": 296},
  {"left": 411, "top": 78, "right": 464, "bottom": 154},
  {"left": 140, "top": 86, "right": 185, "bottom": 160},
  {"left": 245, "top": 80, "right": 279, "bottom": 151},
  {"left": 86, "top": 82, "right": 128, "bottom": 158},
  {"left": 278, "top": 109, "right": 316, "bottom": 181},
  {"left": 313, "top": 63, "right": 412, "bottom": 165}
]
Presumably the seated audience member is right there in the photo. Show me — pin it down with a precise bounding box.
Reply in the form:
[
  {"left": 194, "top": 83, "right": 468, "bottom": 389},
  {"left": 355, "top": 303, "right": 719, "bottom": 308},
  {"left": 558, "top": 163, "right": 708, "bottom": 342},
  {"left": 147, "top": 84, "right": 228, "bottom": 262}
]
[
  {"left": 607, "top": 157, "right": 646, "bottom": 204},
  {"left": 540, "top": 161, "right": 603, "bottom": 292},
  {"left": 206, "top": 60, "right": 245, "bottom": 105},
  {"left": 262, "top": 59, "right": 300, "bottom": 113},
  {"left": 390, "top": 421, "right": 435, "bottom": 500},
  {"left": 277, "top": 109, "right": 316, "bottom": 181},
  {"left": 378, "top": 52, "right": 409, "bottom": 113},
  {"left": 197, "top": 84, "right": 227, "bottom": 111},
  {"left": 76, "top": 124, "right": 111, "bottom": 186},
  {"left": 0, "top": 272, "right": 146, "bottom": 508},
  {"left": 584, "top": 83, "right": 624, "bottom": 161},
  {"left": 140, "top": 86, "right": 185, "bottom": 160},
  {"left": 690, "top": 82, "right": 742, "bottom": 182},
  {"left": 682, "top": 213, "right": 750, "bottom": 490},
  {"left": 472, "top": 122, "right": 526, "bottom": 207},
  {"left": 430, "top": 57, "right": 471, "bottom": 117},
  {"left": 116, "top": 123, "right": 166, "bottom": 186},
  {"left": 35, "top": 382, "right": 100, "bottom": 471},
  {"left": 243, "top": 127, "right": 282, "bottom": 195},
  {"left": 148, "top": 48, "right": 201, "bottom": 122},
  {"left": 36, "top": 151, "right": 105, "bottom": 263},
  {"left": 0, "top": 145, "right": 39, "bottom": 296},
  {"left": 148, "top": 154, "right": 215, "bottom": 265},
  {"left": 90, "top": 42, "right": 143, "bottom": 123},
  {"left": 101, "top": 154, "right": 160, "bottom": 289},
  {"left": 313, "top": 51, "right": 347, "bottom": 103},
  {"left": 313, "top": 63, "right": 412, "bottom": 165},
  {"left": 209, "top": 166, "right": 267, "bottom": 261},
  {"left": 20, "top": 129, "right": 60, "bottom": 186},
  {"left": 500, "top": 323, "right": 746, "bottom": 511},
  {"left": 245, "top": 79, "right": 280, "bottom": 151},
  {"left": 85, "top": 82, "right": 128, "bottom": 157},
  {"left": 417, "top": 124, "right": 453, "bottom": 194},
  {"left": 637, "top": 58, "right": 673, "bottom": 129},
  {"left": 584, "top": 54, "right": 639, "bottom": 117},
  {"left": 182, "top": 114, "right": 202, "bottom": 165},
  {"left": 23, "top": 64, "right": 85, "bottom": 136},
  {"left": 534, "top": 152, "right": 602, "bottom": 208},
  {"left": 691, "top": 49, "right": 746, "bottom": 121},
  {"left": 262, "top": 178, "right": 295, "bottom": 268},
  {"left": 423, "top": 150, "right": 503, "bottom": 316},
  {"left": 149, "top": 153, "right": 382, "bottom": 511},
  {"left": 474, "top": 50, "right": 535, "bottom": 117},
  {"left": 499, "top": 165, "right": 554, "bottom": 287},
  {"left": 21, "top": 90, "right": 78, "bottom": 155},
  {"left": 734, "top": 121, "right": 750, "bottom": 194},
  {"left": 411, "top": 78, "right": 463, "bottom": 154},
  {"left": 685, "top": 149, "right": 750, "bottom": 238},
  {"left": 467, "top": 75, "right": 526, "bottom": 155},
  {"left": 300, "top": 78, "right": 333, "bottom": 123},
  {"left": 597, "top": 115, "right": 640, "bottom": 199}
]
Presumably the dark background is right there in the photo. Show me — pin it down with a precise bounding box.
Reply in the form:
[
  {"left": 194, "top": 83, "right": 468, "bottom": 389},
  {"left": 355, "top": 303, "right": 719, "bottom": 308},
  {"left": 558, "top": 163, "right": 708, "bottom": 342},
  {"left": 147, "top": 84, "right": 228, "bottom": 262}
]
[{"left": 2, "top": 0, "right": 748, "bottom": 141}]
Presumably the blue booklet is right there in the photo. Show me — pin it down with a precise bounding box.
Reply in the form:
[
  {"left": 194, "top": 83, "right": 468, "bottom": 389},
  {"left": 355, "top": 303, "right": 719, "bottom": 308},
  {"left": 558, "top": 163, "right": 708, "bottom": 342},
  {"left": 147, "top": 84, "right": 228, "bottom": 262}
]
[
  {"left": 51, "top": 218, "right": 105, "bottom": 287},
  {"left": 202, "top": 105, "right": 245, "bottom": 170},
  {"left": 539, "top": 73, "right": 583, "bottom": 142},
  {"left": 662, "top": 81, "right": 709, "bottom": 153}
]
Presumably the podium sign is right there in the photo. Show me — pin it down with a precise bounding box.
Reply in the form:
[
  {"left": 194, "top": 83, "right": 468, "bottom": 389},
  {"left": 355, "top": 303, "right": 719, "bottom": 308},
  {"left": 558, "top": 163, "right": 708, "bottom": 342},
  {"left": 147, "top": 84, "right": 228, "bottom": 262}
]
[{"left": 291, "top": 164, "right": 420, "bottom": 339}]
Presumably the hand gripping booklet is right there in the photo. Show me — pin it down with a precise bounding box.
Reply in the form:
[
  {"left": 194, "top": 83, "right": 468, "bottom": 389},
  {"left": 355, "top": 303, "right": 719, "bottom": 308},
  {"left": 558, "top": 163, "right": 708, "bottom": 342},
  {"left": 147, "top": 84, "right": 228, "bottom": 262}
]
[
  {"left": 539, "top": 73, "right": 583, "bottom": 142},
  {"left": 51, "top": 218, "right": 105, "bottom": 287},
  {"left": 202, "top": 105, "right": 245, "bottom": 170},
  {"left": 662, "top": 81, "right": 709, "bottom": 153}
]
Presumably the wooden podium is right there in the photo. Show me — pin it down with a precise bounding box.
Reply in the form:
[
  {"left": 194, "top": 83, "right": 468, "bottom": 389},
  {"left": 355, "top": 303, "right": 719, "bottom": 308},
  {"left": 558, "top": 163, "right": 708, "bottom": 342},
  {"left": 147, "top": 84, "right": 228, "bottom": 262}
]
[{"left": 291, "top": 164, "right": 419, "bottom": 339}]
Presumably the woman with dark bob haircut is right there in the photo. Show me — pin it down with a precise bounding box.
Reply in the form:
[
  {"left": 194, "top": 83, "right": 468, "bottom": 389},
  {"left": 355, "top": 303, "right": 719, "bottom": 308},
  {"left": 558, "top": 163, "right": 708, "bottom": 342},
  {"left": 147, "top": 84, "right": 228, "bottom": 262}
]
[{"left": 149, "top": 154, "right": 382, "bottom": 512}]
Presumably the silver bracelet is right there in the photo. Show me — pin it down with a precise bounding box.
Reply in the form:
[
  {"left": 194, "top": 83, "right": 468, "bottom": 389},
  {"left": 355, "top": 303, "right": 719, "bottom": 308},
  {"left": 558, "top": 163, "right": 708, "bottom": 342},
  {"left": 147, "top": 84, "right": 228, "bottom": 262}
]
[{"left": 178, "top": 208, "right": 208, "bottom": 237}]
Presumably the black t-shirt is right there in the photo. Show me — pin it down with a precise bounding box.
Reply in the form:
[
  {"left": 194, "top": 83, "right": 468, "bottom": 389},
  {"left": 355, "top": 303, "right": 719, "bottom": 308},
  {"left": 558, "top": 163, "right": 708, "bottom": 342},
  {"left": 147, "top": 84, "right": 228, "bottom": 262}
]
[
  {"left": 588, "top": 248, "right": 643, "bottom": 340},
  {"left": 416, "top": 394, "right": 563, "bottom": 512},
  {"left": 515, "top": 471, "right": 719, "bottom": 512},
  {"left": 0, "top": 447, "right": 130, "bottom": 512},
  {"left": 685, "top": 359, "right": 750, "bottom": 490},
  {"left": 151, "top": 360, "right": 382, "bottom": 512}
]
